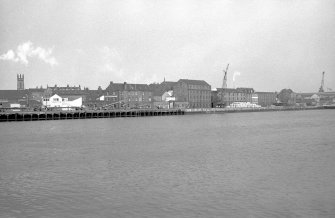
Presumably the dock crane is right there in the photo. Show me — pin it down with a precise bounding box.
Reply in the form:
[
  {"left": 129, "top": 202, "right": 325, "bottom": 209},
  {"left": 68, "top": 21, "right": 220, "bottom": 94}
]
[
  {"left": 319, "top": 71, "right": 325, "bottom": 93},
  {"left": 222, "top": 64, "right": 229, "bottom": 89},
  {"left": 219, "top": 64, "right": 229, "bottom": 107}
]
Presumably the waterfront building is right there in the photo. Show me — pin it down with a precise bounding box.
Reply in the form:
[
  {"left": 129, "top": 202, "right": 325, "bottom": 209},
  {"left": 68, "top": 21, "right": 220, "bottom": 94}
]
[
  {"left": 0, "top": 90, "right": 29, "bottom": 108},
  {"left": 216, "top": 87, "right": 255, "bottom": 107},
  {"left": 42, "top": 94, "right": 82, "bottom": 108},
  {"left": 296, "top": 92, "right": 335, "bottom": 106},
  {"left": 47, "top": 84, "right": 82, "bottom": 92},
  {"left": 105, "top": 81, "right": 153, "bottom": 109},
  {"left": 173, "top": 79, "right": 211, "bottom": 108},
  {"left": 153, "top": 90, "right": 175, "bottom": 109},
  {"left": 149, "top": 82, "right": 177, "bottom": 109},
  {"left": 255, "top": 92, "right": 277, "bottom": 107}
]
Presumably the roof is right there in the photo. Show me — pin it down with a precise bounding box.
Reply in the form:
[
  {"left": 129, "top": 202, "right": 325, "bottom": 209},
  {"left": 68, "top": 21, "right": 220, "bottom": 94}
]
[
  {"left": 28, "top": 88, "right": 46, "bottom": 92},
  {"left": 178, "top": 79, "right": 210, "bottom": 86},
  {"left": 161, "top": 81, "right": 177, "bottom": 89},
  {"left": 149, "top": 82, "right": 176, "bottom": 96},
  {"left": 49, "top": 94, "right": 81, "bottom": 101},
  {"left": 106, "top": 82, "right": 151, "bottom": 92},
  {"left": 217, "top": 88, "right": 238, "bottom": 93},
  {"left": 217, "top": 88, "right": 254, "bottom": 93},
  {"left": 0, "top": 90, "right": 29, "bottom": 100}
]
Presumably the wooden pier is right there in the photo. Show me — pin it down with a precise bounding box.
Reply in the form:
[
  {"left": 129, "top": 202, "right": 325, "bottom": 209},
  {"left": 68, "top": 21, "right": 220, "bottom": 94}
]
[{"left": 0, "top": 109, "right": 185, "bottom": 122}]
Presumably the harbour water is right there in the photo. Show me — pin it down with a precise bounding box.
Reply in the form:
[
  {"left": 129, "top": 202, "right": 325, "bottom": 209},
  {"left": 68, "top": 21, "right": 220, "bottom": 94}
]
[{"left": 1, "top": 110, "right": 335, "bottom": 217}]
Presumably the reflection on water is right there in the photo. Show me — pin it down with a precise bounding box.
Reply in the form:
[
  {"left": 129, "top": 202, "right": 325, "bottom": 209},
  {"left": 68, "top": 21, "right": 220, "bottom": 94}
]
[{"left": 1, "top": 110, "right": 335, "bottom": 217}]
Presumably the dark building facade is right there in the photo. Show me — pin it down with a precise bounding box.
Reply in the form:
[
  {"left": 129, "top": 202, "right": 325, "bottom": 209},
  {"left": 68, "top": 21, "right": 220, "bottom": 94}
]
[
  {"left": 216, "top": 87, "right": 255, "bottom": 107},
  {"left": 0, "top": 90, "right": 29, "bottom": 108},
  {"left": 105, "top": 82, "right": 153, "bottom": 108},
  {"left": 173, "top": 79, "right": 211, "bottom": 108},
  {"left": 255, "top": 92, "right": 277, "bottom": 107}
]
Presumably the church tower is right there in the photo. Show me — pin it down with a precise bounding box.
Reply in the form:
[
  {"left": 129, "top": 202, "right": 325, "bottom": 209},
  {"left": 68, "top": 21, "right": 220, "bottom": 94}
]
[{"left": 17, "top": 74, "right": 24, "bottom": 90}]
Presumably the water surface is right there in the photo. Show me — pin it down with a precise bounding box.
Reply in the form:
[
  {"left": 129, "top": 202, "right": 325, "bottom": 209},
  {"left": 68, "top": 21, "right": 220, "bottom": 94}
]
[{"left": 1, "top": 110, "right": 335, "bottom": 217}]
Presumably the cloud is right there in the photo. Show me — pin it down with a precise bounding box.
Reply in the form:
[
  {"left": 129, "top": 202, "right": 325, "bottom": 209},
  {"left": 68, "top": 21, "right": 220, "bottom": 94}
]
[
  {"left": 0, "top": 41, "right": 58, "bottom": 66},
  {"left": 0, "top": 50, "right": 16, "bottom": 61}
]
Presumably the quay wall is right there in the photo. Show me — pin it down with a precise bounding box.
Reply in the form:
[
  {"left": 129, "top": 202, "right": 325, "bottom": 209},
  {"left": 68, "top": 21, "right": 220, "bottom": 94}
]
[
  {"left": 0, "top": 109, "right": 185, "bottom": 122},
  {"left": 185, "top": 106, "right": 327, "bottom": 114},
  {"left": 1, "top": 106, "right": 333, "bottom": 122}
]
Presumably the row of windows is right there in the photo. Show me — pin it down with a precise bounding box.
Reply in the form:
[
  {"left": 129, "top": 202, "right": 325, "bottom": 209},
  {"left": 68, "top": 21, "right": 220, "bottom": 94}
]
[
  {"left": 124, "top": 97, "right": 152, "bottom": 102},
  {"left": 43, "top": 98, "right": 68, "bottom": 102},
  {"left": 188, "top": 85, "right": 210, "bottom": 90},
  {"left": 189, "top": 95, "right": 211, "bottom": 101}
]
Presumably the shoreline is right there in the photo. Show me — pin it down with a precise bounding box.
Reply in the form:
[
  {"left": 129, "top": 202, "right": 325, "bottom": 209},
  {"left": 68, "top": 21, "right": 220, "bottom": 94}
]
[
  {"left": 0, "top": 106, "right": 334, "bottom": 122},
  {"left": 184, "top": 105, "right": 328, "bottom": 114}
]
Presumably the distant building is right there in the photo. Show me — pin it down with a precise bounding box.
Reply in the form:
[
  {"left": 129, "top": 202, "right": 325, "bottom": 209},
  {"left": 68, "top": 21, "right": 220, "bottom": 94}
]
[
  {"left": 0, "top": 90, "right": 29, "bottom": 108},
  {"left": 255, "top": 92, "right": 277, "bottom": 107},
  {"left": 216, "top": 87, "right": 255, "bottom": 107},
  {"left": 149, "top": 81, "right": 177, "bottom": 109},
  {"left": 296, "top": 91, "right": 335, "bottom": 106},
  {"left": 173, "top": 79, "right": 211, "bottom": 108},
  {"left": 28, "top": 87, "right": 46, "bottom": 102},
  {"left": 44, "top": 84, "right": 90, "bottom": 104},
  {"left": 42, "top": 94, "right": 82, "bottom": 108},
  {"left": 105, "top": 81, "right": 153, "bottom": 109},
  {"left": 17, "top": 74, "right": 24, "bottom": 90},
  {"left": 47, "top": 84, "right": 81, "bottom": 92}
]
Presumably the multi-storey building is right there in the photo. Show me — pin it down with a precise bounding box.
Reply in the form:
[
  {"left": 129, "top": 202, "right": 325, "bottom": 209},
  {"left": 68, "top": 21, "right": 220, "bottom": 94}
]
[
  {"left": 173, "top": 79, "right": 211, "bottom": 108},
  {"left": 255, "top": 92, "right": 277, "bottom": 107},
  {"left": 105, "top": 81, "right": 153, "bottom": 108},
  {"left": 216, "top": 87, "right": 255, "bottom": 107}
]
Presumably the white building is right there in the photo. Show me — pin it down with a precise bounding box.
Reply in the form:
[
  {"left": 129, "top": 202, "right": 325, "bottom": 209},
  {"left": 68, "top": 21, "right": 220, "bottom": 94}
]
[
  {"left": 42, "top": 94, "right": 82, "bottom": 108},
  {"left": 227, "top": 102, "right": 261, "bottom": 108}
]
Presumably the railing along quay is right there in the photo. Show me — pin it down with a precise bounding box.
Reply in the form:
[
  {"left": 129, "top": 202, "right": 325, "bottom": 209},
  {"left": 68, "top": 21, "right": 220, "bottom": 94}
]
[{"left": 0, "top": 109, "right": 185, "bottom": 122}]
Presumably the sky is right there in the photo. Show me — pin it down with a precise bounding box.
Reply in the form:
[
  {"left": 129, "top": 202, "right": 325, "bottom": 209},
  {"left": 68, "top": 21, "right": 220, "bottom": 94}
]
[{"left": 0, "top": 0, "right": 334, "bottom": 92}]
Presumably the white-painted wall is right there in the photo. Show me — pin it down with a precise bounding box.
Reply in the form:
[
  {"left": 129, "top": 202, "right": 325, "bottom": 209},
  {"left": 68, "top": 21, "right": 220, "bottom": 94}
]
[{"left": 42, "top": 94, "right": 82, "bottom": 107}]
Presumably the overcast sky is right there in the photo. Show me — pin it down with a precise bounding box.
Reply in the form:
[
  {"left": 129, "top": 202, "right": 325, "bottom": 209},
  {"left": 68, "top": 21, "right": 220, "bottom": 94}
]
[{"left": 0, "top": 0, "right": 334, "bottom": 92}]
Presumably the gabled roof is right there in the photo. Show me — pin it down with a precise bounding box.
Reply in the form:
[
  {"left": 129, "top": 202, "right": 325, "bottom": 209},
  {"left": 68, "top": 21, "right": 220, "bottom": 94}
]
[{"left": 178, "top": 79, "right": 210, "bottom": 86}]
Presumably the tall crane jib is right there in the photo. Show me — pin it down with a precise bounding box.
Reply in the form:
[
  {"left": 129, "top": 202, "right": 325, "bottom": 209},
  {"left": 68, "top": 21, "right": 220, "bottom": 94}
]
[
  {"left": 219, "top": 64, "right": 229, "bottom": 107},
  {"left": 222, "top": 64, "right": 229, "bottom": 89},
  {"left": 319, "top": 71, "right": 325, "bottom": 93}
]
